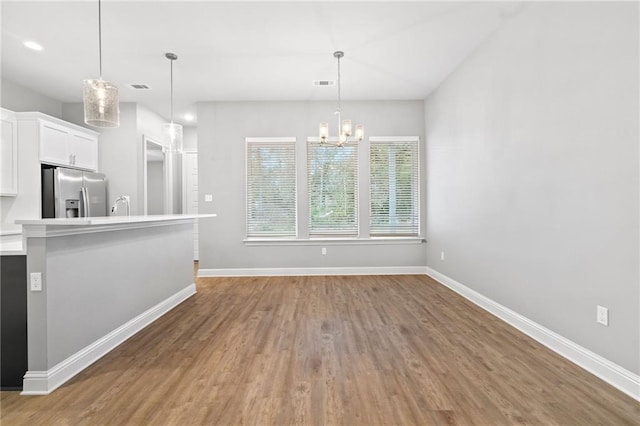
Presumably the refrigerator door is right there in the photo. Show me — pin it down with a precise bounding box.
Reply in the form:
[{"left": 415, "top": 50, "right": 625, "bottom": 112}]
[
  {"left": 82, "top": 172, "right": 107, "bottom": 217},
  {"left": 54, "top": 168, "right": 84, "bottom": 218}
]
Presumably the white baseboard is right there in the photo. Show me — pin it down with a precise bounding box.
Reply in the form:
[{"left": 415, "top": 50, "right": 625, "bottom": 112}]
[
  {"left": 425, "top": 267, "right": 640, "bottom": 402},
  {"left": 199, "top": 266, "right": 429, "bottom": 277},
  {"left": 21, "top": 284, "right": 197, "bottom": 395}
]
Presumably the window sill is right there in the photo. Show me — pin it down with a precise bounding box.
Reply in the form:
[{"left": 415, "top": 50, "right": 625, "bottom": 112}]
[{"left": 243, "top": 237, "right": 425, "bottom": 246}]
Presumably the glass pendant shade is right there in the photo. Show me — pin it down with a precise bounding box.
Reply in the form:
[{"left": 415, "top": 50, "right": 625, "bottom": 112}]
[
  {"left": 163, "top": 122, "right": 183, "bottom": 154},
  {"left": 355, "top": 125, "right": 365, "bottom": 142},
  {"left": 83, "top": 79, "right": 120, "bottom": 128}
]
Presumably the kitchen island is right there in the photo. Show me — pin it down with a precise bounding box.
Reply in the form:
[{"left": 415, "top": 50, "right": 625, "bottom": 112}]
[{"left": 15, "top": 214, "right": 215, "bottom": 395}]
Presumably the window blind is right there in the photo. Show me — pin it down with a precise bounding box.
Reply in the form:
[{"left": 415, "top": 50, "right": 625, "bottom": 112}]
[
  {"left": 246, "top": 138, "right": 297, "bottom": 237},
  {"left": 369, "top": 137, "right": 419, "bottom": 236},
  {"left": 308, "top": 141, "right": 358, "bottom": 236}
]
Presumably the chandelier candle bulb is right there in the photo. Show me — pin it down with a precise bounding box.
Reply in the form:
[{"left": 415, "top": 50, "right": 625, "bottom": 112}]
[
  {"left": 342, "top": 119, "right": 352, "bottom": 136},
  {"left": 319, "top": 122, "right": 329, "bottom": 142}
]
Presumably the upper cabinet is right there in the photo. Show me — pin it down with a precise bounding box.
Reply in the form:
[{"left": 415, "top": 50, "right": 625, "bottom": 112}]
[
  {"left": 0, "top": 108, "right": 18, "bottom": 196},
  {"left": 16, "top": 112, "right": 99, "bottom": 172},
  {"left": 38, "top": 118, "right": 99, "bottom": 171}
]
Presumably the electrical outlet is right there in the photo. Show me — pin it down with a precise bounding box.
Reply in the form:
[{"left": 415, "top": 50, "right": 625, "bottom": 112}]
[
  {"left": 596, "top": 305, "right": 609, "bottom": 326},
  {"left": 440, "top": 251, "right": 445, "bottom": 261},
  {"left": 30, "top": 272, "right": 42, "bottom": 292},
  {"left": 204, "top": 194, "right": 213, "bottom": 202},
  {"left": 321, "top": 247, "right": 327, "bottom": 255}
]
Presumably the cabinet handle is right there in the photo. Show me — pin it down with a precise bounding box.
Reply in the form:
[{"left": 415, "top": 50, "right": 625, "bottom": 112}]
[{"left": 69, "top": 154, "right": 73, "bottom": 165}]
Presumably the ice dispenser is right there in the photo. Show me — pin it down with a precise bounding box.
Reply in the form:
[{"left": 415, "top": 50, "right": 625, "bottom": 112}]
[{"left": 65, "top": 199, "right": 79, "bottom": 218}]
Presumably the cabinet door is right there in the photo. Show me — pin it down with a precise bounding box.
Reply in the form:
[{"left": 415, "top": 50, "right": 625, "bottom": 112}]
[
  {"left": 0, "top": 109, "right": 18, "bottom": 196},
  {"left": 69, "top": 132, "right": 98, "bottom": 171},
  {"left": 39, "top": 121, "right": 71, "bottom": 166}
]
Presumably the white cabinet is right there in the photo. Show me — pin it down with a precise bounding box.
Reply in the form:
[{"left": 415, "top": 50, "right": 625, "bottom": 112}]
[
  {"left": 0, "top": 108, "right": 18, "bottom": 196},
  {"left": 38, "top": 119, "right": 98, "bottom": 171}
]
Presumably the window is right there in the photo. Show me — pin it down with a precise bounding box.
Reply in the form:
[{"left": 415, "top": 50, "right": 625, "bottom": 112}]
[
  {"left": 369, "top": 137, "right": 420, "bottom": 236},
  {"left": 246, "top": 138, "right": 297, "bottom": 237},
  {"left": 307, "top": 141, "right": 358, "bottom": 236}
]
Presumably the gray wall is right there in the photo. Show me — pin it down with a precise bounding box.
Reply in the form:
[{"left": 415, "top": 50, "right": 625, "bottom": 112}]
[
  {"left": 197, "top": 100, "right": 427, "bottom": 271},
  {"left": 62, "top": 103, "right": 170, "bottom": 215},
  {"left": 424, "top": 2, "right": 639, "bottom": 373},
  {"left": 1, "top": 79, "right": 62, "bottom": 118}
]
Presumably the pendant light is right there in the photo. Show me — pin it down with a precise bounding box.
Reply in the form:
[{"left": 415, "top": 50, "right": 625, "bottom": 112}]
[
  {"left": 162, "top": 52, "right": 183, "bottom": 154},
  {"left": 319, "top": 51, "right": 364, "bottom": 147},
  {"left": 83, "top": 0, "right": 120, "bottom": 128}
]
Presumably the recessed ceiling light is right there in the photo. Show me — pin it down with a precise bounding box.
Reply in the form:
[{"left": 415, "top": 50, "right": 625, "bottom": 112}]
[
  {"left": 23, "top": 40, "right": 43, "bottom": 51},
  {"left": 184, "top": 113, "right": 194, "bottom": 122}
]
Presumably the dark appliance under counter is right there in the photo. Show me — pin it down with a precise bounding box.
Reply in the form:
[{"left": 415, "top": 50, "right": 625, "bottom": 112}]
[{"left": 1, "top": 255, "right": 27, "bottom": 390}]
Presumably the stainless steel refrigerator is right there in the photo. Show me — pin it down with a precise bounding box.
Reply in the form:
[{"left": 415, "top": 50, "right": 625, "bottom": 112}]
[{"left": 42, "top": 165, "right": 108, "bottom": 218}]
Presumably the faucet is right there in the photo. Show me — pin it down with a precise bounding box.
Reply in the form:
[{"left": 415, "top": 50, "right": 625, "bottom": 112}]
[{"left": 111, "top": 195, "right": 131, "bottom": 216}]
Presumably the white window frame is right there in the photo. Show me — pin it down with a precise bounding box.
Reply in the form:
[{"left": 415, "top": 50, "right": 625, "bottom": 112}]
[
  {"left": 245, "top": 137, "right": 298, "bottom": 238},
  {"left": 307, "top": 137, "right": 359, "bottom": 237},
  {"left": 369, "top": 136, "right": 420, "bottom": 237},
  {"left": 243, "top": 135, "right": 423, "bottom": 246}
]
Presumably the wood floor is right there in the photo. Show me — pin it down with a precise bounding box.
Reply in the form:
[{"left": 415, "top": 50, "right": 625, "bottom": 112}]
[{"left": 2, "top": 274, "right": 639, "bottom": 425}]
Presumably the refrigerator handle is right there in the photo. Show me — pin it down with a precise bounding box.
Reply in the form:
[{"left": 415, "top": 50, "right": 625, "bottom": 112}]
[{"left": 81, "top": 187, "right": 90, "bottom": 217}]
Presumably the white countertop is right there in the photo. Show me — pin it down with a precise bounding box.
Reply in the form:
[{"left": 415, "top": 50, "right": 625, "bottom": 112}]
[
  {"left": 0, "top": 233, "right": 26, "bottom": 255},
  {"left": 16, "top": 214, "right": 216, "bottom": 226},
  {"left": 15, "top": 214, "right": 216, "bottom": 239}
]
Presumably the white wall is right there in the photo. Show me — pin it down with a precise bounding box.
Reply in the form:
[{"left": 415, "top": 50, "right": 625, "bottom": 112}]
[
  {"left": 1, "top": 79, "right": 62, "bottom": 118},
  {"left": 183, "top": 126, "right": 197, "bottom": 152},
  {"left": 146, "top": 161, "right": 165, "bottom": 214},
  {"left": 425, "top": 2, "right": 638, "bottom": 374},
  {"left": 197, "top": 100, "right": 427, "bottom": 272}
]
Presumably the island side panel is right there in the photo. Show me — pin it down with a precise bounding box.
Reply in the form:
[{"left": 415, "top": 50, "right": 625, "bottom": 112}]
[
  {"left": 25, "top": 237, "right": 49, "bottom": 371},
  {"left": 38, "top": 222, "right": 194, "bottom": 369}
]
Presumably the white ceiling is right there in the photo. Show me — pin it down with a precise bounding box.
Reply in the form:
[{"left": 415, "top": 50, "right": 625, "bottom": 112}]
[{"left": 1, "top": 1, "right": 522, "bottom": 125}]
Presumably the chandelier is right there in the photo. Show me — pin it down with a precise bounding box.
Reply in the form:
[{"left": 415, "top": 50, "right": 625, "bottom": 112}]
[
  {"left": 83, "top": 0, "right": 120, "bottom": 128},
  {"left": 162, "top": 52, "right": 183, "bottom": 154},
  {"left": 319, "top": 51, "right": 364, "bottom": 147}
]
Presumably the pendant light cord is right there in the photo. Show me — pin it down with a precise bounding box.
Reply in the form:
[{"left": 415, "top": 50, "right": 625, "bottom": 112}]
[
  {"left": 336, "top": 55, "right": 341, "bottom": 113},
  {"left": 98, "top": 0, "right": 103, "bottom": 78},
  {"left": 170, "top": 59, "right": 174, "bottom": 123}
]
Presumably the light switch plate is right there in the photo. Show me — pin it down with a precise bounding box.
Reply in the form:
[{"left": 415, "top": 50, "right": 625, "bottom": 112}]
[
  {"left": 597, "top": 305, "right": 609, "bottom": 326},
  {"left": 204, "top": 194, "right": 213, "bottom": 202}
]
